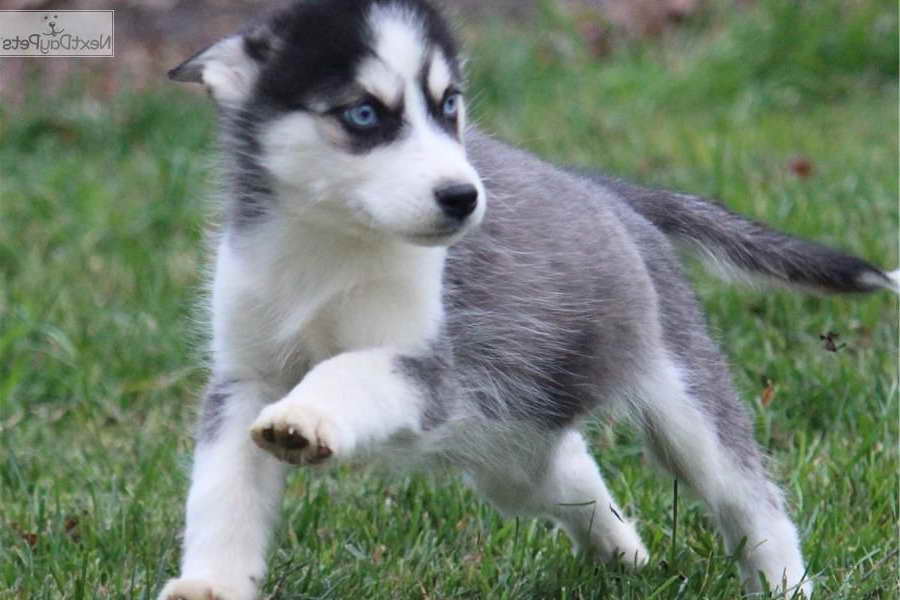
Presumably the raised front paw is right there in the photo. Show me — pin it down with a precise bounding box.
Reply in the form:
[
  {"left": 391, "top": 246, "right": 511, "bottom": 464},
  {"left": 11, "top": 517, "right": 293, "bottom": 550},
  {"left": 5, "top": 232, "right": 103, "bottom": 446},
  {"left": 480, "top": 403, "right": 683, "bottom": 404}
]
[
  {"left": 158, "top": 579, "right": 246, "bottom": 600},
  {"left": 250, "top": 398, "right": 348, "bottom": 465}
]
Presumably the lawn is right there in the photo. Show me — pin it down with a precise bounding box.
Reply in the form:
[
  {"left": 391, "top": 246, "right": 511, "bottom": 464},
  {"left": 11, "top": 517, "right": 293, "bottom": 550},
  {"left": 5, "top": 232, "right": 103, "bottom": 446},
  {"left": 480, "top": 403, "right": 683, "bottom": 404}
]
[{"left": 1, "top": 1, "right": 897, "bottom": 598}]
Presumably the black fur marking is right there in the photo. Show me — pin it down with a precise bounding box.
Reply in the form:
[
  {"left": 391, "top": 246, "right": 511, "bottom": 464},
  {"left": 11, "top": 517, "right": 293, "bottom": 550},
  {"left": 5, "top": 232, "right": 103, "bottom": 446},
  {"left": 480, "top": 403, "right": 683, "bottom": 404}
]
[
  {"left": 419, "top": 56, "right": 461, "bottom": 139},
  {"left": 223, "top": 105, "right": 277, "bottom": 227},
  {"left": 255, "top": 2, "right": 372, "bottom": 111},
  {"left": 198, "top": 379, "right": 239, "bottom": 443},
  {"left": 253, "top": 0, "right": 459, "bottom": 113},
  {"left": 243, "top": 25, "right": 276, "bottom": 63}
]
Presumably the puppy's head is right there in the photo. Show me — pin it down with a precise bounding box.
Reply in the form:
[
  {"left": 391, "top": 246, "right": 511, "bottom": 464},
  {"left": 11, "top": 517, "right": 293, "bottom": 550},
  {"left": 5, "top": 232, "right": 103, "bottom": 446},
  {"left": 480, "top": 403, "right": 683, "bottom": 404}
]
[{"left": 171, "top": 0, "right": 484, "bottom": 246}]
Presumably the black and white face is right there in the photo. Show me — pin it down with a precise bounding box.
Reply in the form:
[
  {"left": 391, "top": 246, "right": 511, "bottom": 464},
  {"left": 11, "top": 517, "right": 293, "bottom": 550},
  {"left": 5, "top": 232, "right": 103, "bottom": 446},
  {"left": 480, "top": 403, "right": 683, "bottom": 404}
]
[{"left": 170, "top": 0, "right": 484, "bottom": 247}]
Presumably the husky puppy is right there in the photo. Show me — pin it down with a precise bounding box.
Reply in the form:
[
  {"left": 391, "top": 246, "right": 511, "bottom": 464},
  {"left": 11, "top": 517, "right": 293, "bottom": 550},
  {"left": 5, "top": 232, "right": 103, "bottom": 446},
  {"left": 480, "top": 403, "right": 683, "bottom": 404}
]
[{"left": 160, "top": 1, "right": 897, "bottom": 598}]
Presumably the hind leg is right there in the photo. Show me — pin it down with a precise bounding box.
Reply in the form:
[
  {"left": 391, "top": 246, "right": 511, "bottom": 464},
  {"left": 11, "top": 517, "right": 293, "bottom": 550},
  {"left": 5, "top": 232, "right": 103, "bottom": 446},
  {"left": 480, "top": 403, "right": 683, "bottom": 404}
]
[
  {"left": 635, "top": 356, "right": 813, "bottom": 596},
  {"left": 467, "top": 429, "right": 649, "bottom": 566}
]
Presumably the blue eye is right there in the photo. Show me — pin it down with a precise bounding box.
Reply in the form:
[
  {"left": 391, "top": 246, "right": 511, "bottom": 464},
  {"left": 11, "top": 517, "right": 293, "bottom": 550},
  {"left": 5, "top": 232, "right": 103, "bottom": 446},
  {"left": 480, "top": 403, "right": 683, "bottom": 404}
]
[
  {"left": 343, "top": 103, "right": 379, "bottom": 129},
  {"left": 442, "top": 93, "right": 461, "bottom": 119}
]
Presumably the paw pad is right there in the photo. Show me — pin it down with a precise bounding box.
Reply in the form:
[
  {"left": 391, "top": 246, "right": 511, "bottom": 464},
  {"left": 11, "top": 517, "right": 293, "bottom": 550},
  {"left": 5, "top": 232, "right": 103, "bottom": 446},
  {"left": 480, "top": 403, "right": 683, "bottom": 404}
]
[{"left": 250, "top": 405, "right": 341, "bottom": 466}]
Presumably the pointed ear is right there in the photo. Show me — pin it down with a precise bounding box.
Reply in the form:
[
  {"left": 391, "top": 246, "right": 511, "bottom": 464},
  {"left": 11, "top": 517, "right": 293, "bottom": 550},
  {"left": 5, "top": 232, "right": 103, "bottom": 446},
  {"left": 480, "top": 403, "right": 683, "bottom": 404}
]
[{"left": 169, "top": 26, "right": 275, "bottom": 106}]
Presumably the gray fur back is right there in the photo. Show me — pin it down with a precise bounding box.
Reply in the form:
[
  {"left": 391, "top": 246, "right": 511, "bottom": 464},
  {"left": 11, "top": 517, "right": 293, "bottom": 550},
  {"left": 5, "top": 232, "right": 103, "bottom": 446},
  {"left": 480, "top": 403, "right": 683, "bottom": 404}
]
[{"left": 444, "top": 131, "right": 724, "bottom": 426}]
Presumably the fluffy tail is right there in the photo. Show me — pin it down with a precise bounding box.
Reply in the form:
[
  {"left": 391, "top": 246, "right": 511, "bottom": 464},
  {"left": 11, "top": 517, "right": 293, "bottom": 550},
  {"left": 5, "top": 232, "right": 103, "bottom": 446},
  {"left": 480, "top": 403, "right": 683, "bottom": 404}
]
[{"left": 589, "top": 173, "right": 898, "bottom": 295}]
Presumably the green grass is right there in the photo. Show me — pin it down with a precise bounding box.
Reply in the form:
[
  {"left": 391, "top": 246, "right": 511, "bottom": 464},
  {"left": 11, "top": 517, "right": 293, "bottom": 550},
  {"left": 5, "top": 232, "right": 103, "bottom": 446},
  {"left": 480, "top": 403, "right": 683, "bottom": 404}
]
[{"left": 1, "top": 1, "right": 897, "bottom": 598}]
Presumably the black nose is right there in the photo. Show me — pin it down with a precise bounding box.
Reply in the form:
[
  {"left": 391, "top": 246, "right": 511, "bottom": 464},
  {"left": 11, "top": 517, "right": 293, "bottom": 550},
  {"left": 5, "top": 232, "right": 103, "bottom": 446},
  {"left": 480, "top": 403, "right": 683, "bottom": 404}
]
[{"left": 434, "top": 183, "right": 478, "bottom": 220}]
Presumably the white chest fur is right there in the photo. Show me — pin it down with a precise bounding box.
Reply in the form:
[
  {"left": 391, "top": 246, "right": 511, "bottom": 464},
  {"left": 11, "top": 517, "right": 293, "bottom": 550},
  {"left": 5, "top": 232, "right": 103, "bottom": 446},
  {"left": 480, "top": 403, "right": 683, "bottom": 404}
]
[{"left": 209, "top": 220, "right": 446, "bottom": 388}]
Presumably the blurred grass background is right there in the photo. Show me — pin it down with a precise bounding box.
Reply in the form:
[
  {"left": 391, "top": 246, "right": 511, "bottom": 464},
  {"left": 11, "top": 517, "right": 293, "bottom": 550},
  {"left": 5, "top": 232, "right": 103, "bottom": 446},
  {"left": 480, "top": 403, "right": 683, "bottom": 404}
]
[{"left": 0, "top": 0, "right": 897, "bottom": 598}]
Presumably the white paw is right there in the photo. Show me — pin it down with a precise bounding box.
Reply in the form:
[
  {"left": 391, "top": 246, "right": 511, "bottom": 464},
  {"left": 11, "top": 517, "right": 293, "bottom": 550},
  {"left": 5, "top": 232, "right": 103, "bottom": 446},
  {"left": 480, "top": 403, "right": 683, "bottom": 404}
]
[
  {"left": 617, "top": 541, "right": 650, "bottom": 570},
  {"left": 250, "top": 396, "right": 351, "bottom": 465},
  {"left": 157, "top": 579, "right": 246, "bottom": 600},
  {"left": 598, "top": 525, "right": 650, "bottom": 569}
]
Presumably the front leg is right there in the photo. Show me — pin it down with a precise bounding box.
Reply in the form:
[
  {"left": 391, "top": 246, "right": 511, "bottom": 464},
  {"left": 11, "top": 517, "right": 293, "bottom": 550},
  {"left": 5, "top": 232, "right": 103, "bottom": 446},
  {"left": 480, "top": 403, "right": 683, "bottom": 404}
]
[
  {"left": 160, "top": 379, "right": 288, "bottom": 600},
  {"left": 251, "top": 348, "right": 448, "bottom": 465}
]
